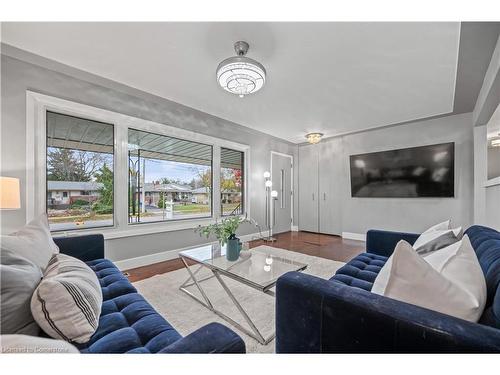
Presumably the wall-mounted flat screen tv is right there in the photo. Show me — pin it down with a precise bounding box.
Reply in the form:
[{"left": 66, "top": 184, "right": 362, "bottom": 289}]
[{"left": 349, "top": 142, "right": 454, "bottom": 198}]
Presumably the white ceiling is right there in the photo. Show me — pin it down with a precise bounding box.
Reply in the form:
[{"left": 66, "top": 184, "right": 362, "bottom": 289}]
[{"left": 2, "top": 22, "right": 461, "bottom": 143}]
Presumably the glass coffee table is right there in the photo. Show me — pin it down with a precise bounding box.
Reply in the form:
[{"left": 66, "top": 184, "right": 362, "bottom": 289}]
[{"left": 179, "top": 244, "right": 307, "bottom": 345}]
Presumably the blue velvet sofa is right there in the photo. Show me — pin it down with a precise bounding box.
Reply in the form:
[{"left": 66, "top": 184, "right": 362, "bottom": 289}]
[
  {"left": 53, "top": 234, "right": 245, "bottom": 353},
  {"left": 275, "top": 225, "right": 500, "bottom": 353}
]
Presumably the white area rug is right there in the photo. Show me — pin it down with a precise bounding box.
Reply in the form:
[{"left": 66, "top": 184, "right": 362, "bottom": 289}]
[{"left": 133, "top": 246, "right": 345, "bottom": 353}]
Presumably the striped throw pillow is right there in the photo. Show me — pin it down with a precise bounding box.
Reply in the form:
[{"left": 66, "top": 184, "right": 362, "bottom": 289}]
[{"left": 31, "top": 254, "right": 102, "bottom": 344}]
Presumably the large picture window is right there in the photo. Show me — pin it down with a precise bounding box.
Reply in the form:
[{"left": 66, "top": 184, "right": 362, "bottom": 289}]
[
  {"left": 31, "top": 92, "right": 248, "bottom": 236},
  {"left": 46, "top": 111, "right": 114, "bottom": 231},
  {"left": 128, "top": 128, "right": 213, "bottom": 223},
  {"left": 221, "top": 148, "right": 244, "bottom": 216}
]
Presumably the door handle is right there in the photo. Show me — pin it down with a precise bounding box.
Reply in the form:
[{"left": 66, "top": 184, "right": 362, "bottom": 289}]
[
  {"left": 323, "top": 193, "right": 326, "bottom": 200},
  {"left": 312, "top": 193, "right": 315, "bottom": 201}
]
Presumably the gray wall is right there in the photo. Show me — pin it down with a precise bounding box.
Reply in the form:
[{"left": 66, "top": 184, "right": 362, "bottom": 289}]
[
  {"left": 488, "top": 146, "right": 500, "bottom": 179},
  {"left": 486, "top": 185, "right": 500, "bottom": 228},
  {"left": 0, "top": 52, "right": 298, "bottom": 261},
  {"left": 473, "top": 33, "right": 500, "bottom": 230},
  {"left": 299, "top": 112, "right": 474, "bottom": 235}
]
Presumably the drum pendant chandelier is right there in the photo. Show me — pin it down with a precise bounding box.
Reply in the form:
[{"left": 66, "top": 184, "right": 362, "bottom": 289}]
[{"left": 216, "top": 41, "right": 266, "bottom": 98}]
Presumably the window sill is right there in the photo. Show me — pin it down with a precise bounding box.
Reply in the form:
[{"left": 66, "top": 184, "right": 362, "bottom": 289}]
[
  {"left": 484, "top": 177, "right": 500, "bottom": 188},
  {"left": 51, "top": 216, "right": 218, "bottom": 240}
]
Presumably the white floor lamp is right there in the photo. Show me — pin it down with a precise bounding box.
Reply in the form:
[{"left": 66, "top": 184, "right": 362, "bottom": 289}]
[{"left": 263, "top": 171, "right": 278, "bottom": 242}]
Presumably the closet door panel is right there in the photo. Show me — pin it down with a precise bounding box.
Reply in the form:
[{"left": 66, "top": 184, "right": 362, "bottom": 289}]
[
  {"left": 298, "top": 145, "right": 319, "bottom": 232},
  {"left": 319, "top": 139, "right": 342, "bottom": 235}
]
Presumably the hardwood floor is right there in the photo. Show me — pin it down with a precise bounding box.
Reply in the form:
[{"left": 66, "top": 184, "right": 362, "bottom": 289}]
[{"left": 125, "top": 231, "right": 365, "bottom": 283}]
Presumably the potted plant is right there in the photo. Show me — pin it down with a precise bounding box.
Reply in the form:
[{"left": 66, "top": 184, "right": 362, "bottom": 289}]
[{"left": 196, "top": 216, "right": 247, "bottom": 261}]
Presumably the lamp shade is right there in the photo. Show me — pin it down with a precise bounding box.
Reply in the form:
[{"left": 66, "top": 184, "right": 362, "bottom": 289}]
[{"left": 0, "top": 177, "right": 21, "bottom": 210}]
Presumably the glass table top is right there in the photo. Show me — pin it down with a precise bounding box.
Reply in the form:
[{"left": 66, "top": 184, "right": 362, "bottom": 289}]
[{"left": 179, "top": 243, "right": 307, "bottom": 291}]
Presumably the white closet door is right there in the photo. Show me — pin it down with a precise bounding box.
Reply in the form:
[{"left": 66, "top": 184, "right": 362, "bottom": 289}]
[
  {"left": 319, "top": 139, "right": 342, "bottom": 235},
  {"left": 298, "top": 144, "right": 319, "bottom": 232}
]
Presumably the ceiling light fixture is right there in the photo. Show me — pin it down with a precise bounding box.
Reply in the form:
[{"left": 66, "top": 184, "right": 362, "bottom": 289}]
[
  {"left": 306, "top": 133, "right": 324, "bottom": 144},
  {"left": 216, "top": 41, "right": 266, "bottom": 98}
]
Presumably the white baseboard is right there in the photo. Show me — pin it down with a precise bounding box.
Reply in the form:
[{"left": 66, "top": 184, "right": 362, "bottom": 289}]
[
  {"left": 342, "top": 232, "right": 366, "bottom": 242},
  {"left": 239, "top": 232, "right": 265, "bottom": 242},
  {"left": 114, "top": 232, "right": 261, "bottom": 271},
  {"left": 291, "top": 225, "right": 299, "bottom": 232}
]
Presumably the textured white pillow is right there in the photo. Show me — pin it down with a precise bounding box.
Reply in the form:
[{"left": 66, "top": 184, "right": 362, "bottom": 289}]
[
  {"left": 1, "top": 250, "right": 42, "bottom": 336},
  {"left": 413, "top": 220, "right": 463, "bottom": 256},
  {"left": 424, "top": 220, "right": 451, "bottom": 232},
  {"left": 0, "top": 214, "right": 59, "bottom": 271},
  {"left": 425, "top": 235, "right": 486, "bottom": 311},
  {"left": 372, "top": 237, "right": 486, "bottom": 322},
  {"left": 31, "top": 254, "right": 103, "bottom": 344},
  {"left": 1, "top": 334, "right": 79, "bottom": 353}
]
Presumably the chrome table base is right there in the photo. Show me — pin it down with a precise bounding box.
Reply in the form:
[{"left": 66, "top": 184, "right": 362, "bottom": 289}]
[{"left": 179, "top": 256, "right": 275, "bottom": 345}]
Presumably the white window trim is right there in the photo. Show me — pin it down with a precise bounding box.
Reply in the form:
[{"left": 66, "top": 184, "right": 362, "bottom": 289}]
[{"left": 26, "top": 91, "right": 250, "bottom": 239}]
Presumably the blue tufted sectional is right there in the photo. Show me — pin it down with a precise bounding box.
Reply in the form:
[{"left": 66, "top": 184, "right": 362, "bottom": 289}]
[
  {"left": 53, "top": 235, "right": 245, "bottom": 354},
  {"left": 275, "top": 225, "right": 500, "bottom": 353}
]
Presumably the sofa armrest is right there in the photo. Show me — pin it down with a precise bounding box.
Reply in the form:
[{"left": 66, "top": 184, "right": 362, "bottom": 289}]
[
  {"left": 53, "top": 234, "right": 105, "bottom": 262},
  {"left": 276, "top": 272, "right": 500, "bottom": 353},
  {"left": 159, "top": 323, "right": 245, "bottom": 353},
  {"left": 366, "top": 229, "right": 420, "bottom": 257}
]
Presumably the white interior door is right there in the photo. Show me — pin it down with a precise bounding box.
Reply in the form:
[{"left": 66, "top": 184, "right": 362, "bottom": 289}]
[{"left": 271, "top": 152, "right": 293, "bottom": 234}]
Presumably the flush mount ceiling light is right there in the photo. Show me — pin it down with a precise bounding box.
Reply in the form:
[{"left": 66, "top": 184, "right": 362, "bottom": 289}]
[
  {"left": 216, "top": 41, "right": 266, "bottom": 98},
  {"left": 306, "top": 133, "right": 324, "bottom": 144}
]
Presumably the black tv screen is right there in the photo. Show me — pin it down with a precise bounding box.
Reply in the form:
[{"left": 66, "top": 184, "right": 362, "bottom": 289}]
[{"left": 349, "top": 142, "right": 454, "bottom": 198}]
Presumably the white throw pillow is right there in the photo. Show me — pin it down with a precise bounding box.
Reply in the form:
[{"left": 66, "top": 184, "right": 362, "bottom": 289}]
[
  {"left": 31, "top": 253, "right": 103, "bottom": 344},
  {"left": 372, "top": 237, "right": 486, "bottom": 322},
  {"left": 425, "top": 235, "right": 486, "bottom": 311},
  {"left": 424, "top": 220, "right": 451, "bottom": 232},
  {"left": 1, "top": 250, "right": 42, "bottom": 336},
  {"left": 412, "top": 220, "right": 463, "bottom": 256},
  {"left": 0, "top": 214, "right": 59, "bottom": 271},
  {"left": 1, "top": 334, "right": 79, "bottom": 354}
]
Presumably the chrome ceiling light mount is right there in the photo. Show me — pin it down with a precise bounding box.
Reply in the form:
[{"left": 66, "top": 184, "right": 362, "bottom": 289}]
[
  {"left": 305, "top": 132, "right": 324, "bottom": 144},
  {"left": 216, "top": 41, "right": 266, "bottom": 98}
]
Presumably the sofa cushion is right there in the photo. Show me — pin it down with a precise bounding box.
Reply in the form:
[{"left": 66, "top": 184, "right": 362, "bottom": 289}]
[
  {"left": 330, "top": 253, "right": 388, "bottom": 291},
  {"left": 78, "top": 259, "right": 181, "bottom": 353}
]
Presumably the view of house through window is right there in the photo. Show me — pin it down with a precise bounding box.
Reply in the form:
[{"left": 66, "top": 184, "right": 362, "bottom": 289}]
[
  {"left": 46, "top": 111, "right": 114, "bottom": 231},
  {"left": 128, "top": 128, "right": 213, "bottom": 223},
  {"left": 221, "top": 147, "right": 244, "bottom": 216}
]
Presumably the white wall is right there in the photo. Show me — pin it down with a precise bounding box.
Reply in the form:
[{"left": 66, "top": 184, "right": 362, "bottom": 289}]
[
  {"left": 474, "top": 126, "right": 500, "bottom": 230},
  {"left": 474, "top": 125, "right": 488, "bottom": 225},
  {"left": 299, "top": 112, "right": 475, "bottom": 236}
]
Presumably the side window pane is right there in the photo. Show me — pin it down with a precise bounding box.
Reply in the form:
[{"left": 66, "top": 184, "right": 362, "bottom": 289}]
[
  {"left": 128, "top": 128, "right": 213, "bottom": 223},
  {"left": 46, "top": 111, "right": 114, "bottom": 231},
  {"left": 221, "top": 148, "right": 244, "bottom": 216}
]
